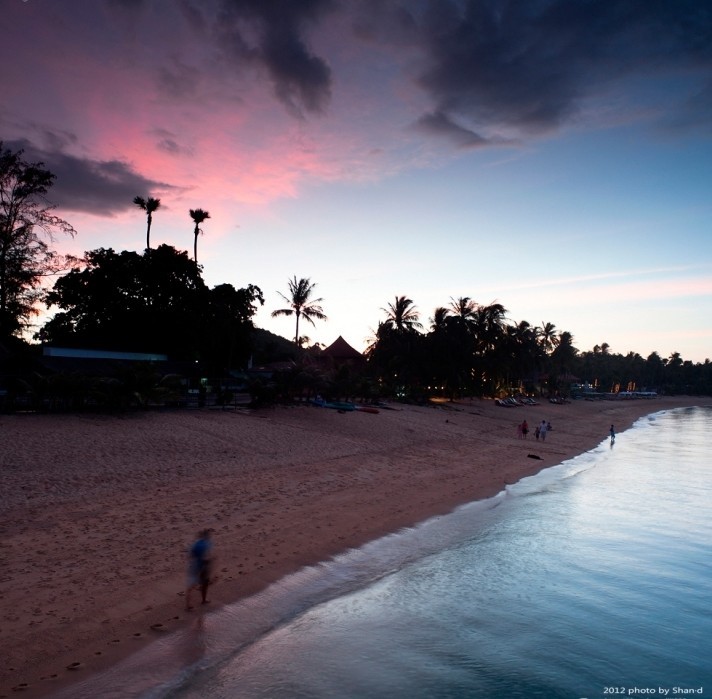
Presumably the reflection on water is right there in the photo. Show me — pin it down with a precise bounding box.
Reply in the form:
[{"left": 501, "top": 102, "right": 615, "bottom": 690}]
[{"left": 56, "top": 407, "right": 712, "bottom": 699}]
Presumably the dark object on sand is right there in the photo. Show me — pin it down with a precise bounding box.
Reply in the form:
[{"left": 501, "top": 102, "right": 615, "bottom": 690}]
[{"left": 527, "top": 454, "right": 543, "bottom": 460}]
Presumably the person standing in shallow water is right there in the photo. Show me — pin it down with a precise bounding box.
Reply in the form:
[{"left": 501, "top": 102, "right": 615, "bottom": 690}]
[{"left": 186, "top": 529, "right": 213, "bottom": 610}]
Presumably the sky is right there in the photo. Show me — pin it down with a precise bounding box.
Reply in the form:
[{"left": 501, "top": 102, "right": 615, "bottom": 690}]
[{"left": 2, "top": 0, "right": 711, "bottom": 362}]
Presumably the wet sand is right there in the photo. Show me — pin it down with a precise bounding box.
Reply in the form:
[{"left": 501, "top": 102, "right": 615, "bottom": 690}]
[{"left": 0, "top": 395, "right": 703, "bottom": 697}]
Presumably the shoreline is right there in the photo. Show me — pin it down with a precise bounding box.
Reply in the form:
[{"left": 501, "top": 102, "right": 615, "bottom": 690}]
[{"left": 0, "top": 395, "right": 705, "bottom": 698}]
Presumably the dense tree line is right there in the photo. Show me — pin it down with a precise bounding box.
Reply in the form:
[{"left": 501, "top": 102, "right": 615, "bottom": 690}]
[
  {"left": 362, "top": 297, "right": 712, "bottom": 399},
  {"left": 38, "top": 245, "right": 264, "bottom": 372},
  {"left": 1, "top": 142, "right": 709, "bottom": 411}
]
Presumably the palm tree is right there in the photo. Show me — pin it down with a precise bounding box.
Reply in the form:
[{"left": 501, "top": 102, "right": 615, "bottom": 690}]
[
  {"left": 539, "top": 321, "right": 558, "bottom": 354},
  {"left": 449, "top": 296, "right": 477, "bottom": 327},
  {"left": 473, "top": 302, "right": 507, "bottom": 351},
  {"left": 382, "top": 296, "right": 422, "bottom": 333},
  {"left": 133, "top": 196, "right": 161, "bottom": 250},
  {"left": 189, "top": 208, "right": 210, "bottom": 263},
  {"left": 430, "top": 306, "right": 450, "bottom": 332},
  {"left": 271, "top": 276, "right": 327, "bottom": 346},
  {"left": 551, "top": 330, "right": 578, "bottom": 382}
]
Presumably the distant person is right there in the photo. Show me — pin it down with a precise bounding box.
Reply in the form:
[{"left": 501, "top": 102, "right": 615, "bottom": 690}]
[
  {"left": 535, "top": 425, "right": 541, "bottom": 440},
  {"left": 186, "top": 529, "right": 213, "bottom": 610},
  {"left": 522, "top": 420, "right": 529, "bottom": 439},
  {"left": 517, "top": 422, "right": 523, "bottom": 439},
  {"left": 610, "top": 424, "right": 616, "bottom": 443},
  {"left": 539, "top": 420, "right": 548, "bottom": 441},
  {"left": 547, "top": 421, "right": 553, "bottom": 432}
]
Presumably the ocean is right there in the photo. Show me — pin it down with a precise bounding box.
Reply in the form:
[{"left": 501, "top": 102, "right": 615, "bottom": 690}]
[{"left": 59, "top": 406, "right": 712, "bottom": 699}]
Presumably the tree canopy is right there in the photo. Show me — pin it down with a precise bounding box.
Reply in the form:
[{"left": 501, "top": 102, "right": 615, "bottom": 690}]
[
  {"left": 271, "top": 276, "right": 327, "bottom": 346},
  {"left": 0, "top": 142, "right": 75, "bottom": 339},
  {"left": 189, "top": 208, "right": 210, "bottom": 263},
  {"left": 40, "top": 244, "right": 263, "bottom": 370},
  {"left": 133, "top": 195, "right": 161, "bottom": 250}
]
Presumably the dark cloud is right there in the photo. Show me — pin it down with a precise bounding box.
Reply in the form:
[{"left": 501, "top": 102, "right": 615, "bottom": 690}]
[
  {"left": 414, "top": 0, "right": 712, "bottom": 134},
  {"left": 215, "top": 0, "right": 334, "bottom": 117},
  {"left": 414, "top": 110, "right": 490, "bottom": 149},
  {"left": 157, "top": 60, "right": 203, "bottom": 100},
  {"left": 39, "top": 128, "right": 79, "bottom": 153},
  {"left": 151, "top": 128, "right": 195, "bottom": 156},
  {"left": 108, "top": 0, "right": 146, "bottom": 7},
  {"left": 6, "top": 139, "right": 174, "bottom": 216},
  {"left": 353, "top": 1, "right": 712, "bottom": 138}
]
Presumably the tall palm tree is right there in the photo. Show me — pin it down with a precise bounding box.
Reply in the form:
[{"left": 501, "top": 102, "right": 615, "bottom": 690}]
[
  {"left": 382, "top": 296, "right": 422, "bottom": 333},
  {"left": 551, "top": 330, "right": 578, "bottom": 379},
  {"left": 449, "top": 296, "right": 477, "bottom": 327},
  {"left": 473, "top": 302, "right": 507, "bottom": 351},
  {"left": 430, "top": 306, "right": 450, "bottom": 332},
  {"left": 189, "top": 208, "right": 210, "bottom": 263},
  {"left": 539, "top": 321, "right": 558, "bottom": 354},
  {"left": 133, "top": 196, "right": 161, "bottom": 250},
  {"left": 271, "top": 276, "right": 327, "bottom": 346}
]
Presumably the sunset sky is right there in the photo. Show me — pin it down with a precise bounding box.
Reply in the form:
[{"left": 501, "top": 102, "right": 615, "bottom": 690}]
[{"left": 3, "top": 0, "right": 711, "bottom": 362}]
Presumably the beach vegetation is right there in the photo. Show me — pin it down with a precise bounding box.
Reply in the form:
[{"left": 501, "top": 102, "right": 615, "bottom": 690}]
[
  {"left": 0, "top": 142, "right": 75, "bottom": 340},
  {"left": 361, "top": 294, "right": 712, "bottom": 401},
  {"left": 39, "top": 244, "right": 263, "bottom": 371},
  {"left": 189, "top": 208, "right": 210, "bottom": 263},
  {"left": 133, "top": 196, "right": 161, "bottom": 251},
  {"left": 271, "top": 276, "right": 327, "bottom": 347},
  {"left": 3, "top": 149, "right": 710, "bottom": 414}
]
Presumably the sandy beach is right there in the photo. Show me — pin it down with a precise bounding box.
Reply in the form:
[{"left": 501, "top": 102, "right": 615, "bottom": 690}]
[{"left": 0, "top": 395, "right": 704, "bottom": 697}]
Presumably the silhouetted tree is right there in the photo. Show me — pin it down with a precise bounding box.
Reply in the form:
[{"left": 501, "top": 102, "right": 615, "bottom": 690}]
[
  {"left": 271, "top": 276, "right": 327, "bottom": 346},
  {"left": 133, "top": 196, "right": 161, "bottom": 250},
  {"left": 363, "top": 292, "right": 712, "bottom": 401},
  {"left": 472, "top": 302, "right": 508, "bottom": 394},
  {"left": 382, "top": 295, "right": 422, "bottom": 333},
  {"left": 40, "top": 244, "right": 262, "bottom": 369},
  {"left": 40, "top": 246, "right": 206, "bottom": 356},
  {"left": 189, "top": 208, "right": 210, "bottom": 263},
  {"left": 539, "top": 321, "right": 558, "bottom": 354},
  {"left": 549, "top": 330, "right": 578, "bottom": 392},
  {"left": 0, "top": 142, "right": 75, "bottom": 338},
  {"left": 202, "top": 282, "right": 264, "bottom": 372},
  {"left": 367, "top": 296, "right": 427, "bottom": 398}
]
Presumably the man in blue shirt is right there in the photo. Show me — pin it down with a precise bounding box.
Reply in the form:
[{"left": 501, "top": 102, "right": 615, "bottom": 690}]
[{"left": 186, "top": 529, "right": 213, "bottom": 610}]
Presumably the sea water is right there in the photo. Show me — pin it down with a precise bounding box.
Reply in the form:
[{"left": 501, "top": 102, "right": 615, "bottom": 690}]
[{"left": 59, "top": 406, "right": 712, "bottom": 699}]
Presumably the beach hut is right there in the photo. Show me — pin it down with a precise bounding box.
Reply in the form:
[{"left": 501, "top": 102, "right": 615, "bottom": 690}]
[{"left": 321, "top": 336, "right": 363, "bottom": 363}]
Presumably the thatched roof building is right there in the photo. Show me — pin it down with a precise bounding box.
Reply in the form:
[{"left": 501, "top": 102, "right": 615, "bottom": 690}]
[{"left": 321, "top": 336, "right": 363, "bottom": 362}]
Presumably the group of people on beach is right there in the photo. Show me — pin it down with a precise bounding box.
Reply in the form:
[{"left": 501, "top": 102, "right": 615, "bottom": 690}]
[{"left": 517, "top": 419, "right": 552, "bottom": 440}]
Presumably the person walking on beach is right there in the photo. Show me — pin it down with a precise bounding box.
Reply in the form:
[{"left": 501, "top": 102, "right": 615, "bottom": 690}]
[
  {"left": 539, "top": 420, "right": 548, "bottom": 441},
  {"left": 535, "top": 425, "right": 541, "bottom": 440},
  {"left": 522, "top": 420, "right": 529, "bottom": 439},
  {"left": 610, "top": 424, "right": 616, "bottom": 443},
  {"left": 186, "top": 529, "right": 213, "bottom": 610}
]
